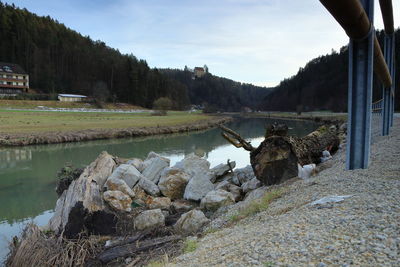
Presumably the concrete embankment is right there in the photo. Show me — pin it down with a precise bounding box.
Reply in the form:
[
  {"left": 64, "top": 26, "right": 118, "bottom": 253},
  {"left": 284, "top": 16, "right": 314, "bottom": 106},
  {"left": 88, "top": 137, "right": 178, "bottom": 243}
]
[{"left": 0, "top": 116, "right": 232, "bottom": 147}]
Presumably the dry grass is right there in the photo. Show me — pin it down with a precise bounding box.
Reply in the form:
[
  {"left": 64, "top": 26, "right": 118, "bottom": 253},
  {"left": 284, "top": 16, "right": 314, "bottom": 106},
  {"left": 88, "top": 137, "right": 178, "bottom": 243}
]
[
  {"left": 6, "top": 224, "right": 104, "bottom": 267},
  {"left": 0, "top": 109, "right": 209, "bottom": 134},
  {"left": 229, "top": 189, "right": 284, "bottom": 223},
  {"left": 183, "top": 239, "right": 198, "bottom": 253}
]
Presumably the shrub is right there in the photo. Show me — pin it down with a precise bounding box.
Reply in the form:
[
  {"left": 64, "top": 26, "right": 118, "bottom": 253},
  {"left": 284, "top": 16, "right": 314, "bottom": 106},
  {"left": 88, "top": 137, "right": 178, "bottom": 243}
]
[
  {"left": 202, "top": 103, "right": 218, "bottom": 113},
  {"left": 153, "top": 97, "right": 173, "bottom": 115},
  {"left": 55, "top": 165, "right": 84, "bottom": 196}
]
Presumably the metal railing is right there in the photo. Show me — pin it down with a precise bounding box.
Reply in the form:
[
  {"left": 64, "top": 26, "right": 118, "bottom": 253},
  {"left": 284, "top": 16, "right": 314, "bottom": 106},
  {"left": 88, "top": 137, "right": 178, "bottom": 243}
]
[
  {"left": 372, "top": 99, "right": 383, "bottom": 114},
  {"left": 319, "top": 0, "right": 395, "bottom": 170}
]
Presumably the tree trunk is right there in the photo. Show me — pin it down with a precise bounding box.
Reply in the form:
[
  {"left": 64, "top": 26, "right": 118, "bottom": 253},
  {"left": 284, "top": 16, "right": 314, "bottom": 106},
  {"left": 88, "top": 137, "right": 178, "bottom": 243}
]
[
  {"left": 250, "top": 125, "right": 340, "bottom": 185},
  {"left": 221, "top": 123, "right": 340, "bottom": 186}
]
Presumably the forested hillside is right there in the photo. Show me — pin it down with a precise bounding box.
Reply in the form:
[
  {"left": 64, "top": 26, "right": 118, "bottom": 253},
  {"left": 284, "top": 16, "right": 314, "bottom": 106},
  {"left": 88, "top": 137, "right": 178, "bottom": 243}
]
[
  {"left": 261, "top": 29, "right": 400, "bottom": 112},
  {"left": 0, "top": 2, "right": 269, "bottom": 110},
  {"left": 160, "top": 69, "right": 272, "bottom": 111}
]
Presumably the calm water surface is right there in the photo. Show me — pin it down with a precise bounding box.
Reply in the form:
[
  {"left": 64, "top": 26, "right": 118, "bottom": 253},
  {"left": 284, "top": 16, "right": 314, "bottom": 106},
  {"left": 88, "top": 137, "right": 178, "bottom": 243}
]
[{"left": 0, "top": 118, "right": 317, "bottom": 262}]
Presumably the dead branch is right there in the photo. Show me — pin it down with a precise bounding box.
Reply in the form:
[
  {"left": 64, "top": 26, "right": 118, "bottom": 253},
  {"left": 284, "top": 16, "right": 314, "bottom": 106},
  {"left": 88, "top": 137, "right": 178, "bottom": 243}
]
[
  {"left": 97, "top": 235, "right": 181, "bottom": 263},
  {"left": 220, "top": 125, "right": 255, "bottom": 151}
]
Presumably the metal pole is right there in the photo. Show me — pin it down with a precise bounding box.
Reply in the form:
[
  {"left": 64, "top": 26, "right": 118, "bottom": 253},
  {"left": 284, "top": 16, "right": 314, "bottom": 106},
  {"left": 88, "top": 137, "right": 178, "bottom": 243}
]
[
  {"left": 346, "top": 0, "right": 374, "bottom": 170},
  {"left": 378, "top": 0, "right": 395, "bottom": 34},
  {"left": 381, "top": 34, "right": 393, "bottom": 135},
  {"left": 390, "top": 36, "right": 395, "bottom": 127}
]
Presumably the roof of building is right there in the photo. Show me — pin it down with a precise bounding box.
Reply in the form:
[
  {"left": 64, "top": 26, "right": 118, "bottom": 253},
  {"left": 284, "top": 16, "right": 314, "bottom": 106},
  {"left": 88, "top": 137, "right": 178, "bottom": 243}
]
[
  {"left": 0, "top": 62, "right": 28, "bottom": 74},
  {"left": 194, "top": 67, "right": 205, "bottom": 71},
  {"left": 58, "top": 94, "right": 87, "bottom": 98}
]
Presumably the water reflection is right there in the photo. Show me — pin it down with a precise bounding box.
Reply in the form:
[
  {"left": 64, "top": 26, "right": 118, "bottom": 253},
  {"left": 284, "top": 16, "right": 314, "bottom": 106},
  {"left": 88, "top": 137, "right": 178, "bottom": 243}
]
[{"left": 0, "top": 117, "right": 317, "bottom": 262}]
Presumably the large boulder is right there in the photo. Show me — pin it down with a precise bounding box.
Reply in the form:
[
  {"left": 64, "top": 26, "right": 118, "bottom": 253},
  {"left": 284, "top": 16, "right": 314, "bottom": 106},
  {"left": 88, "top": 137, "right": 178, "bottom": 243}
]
[
  {"left": 49, "top": 152, "right": 118, "bottom": 238},
  {"left": 127, "top": 158, "right": 145, "bottom": 173},
  {"left": 234, "top": 165, "right": 256, "bottom": 185},
  {"left": 134, "top": 209, "right": 165, "bottom": 230},
  {"left": 158, "top": 168, "right": 190, "bottom": 200},
  {"left": 243, "top": 186, "right": 269, "bottom": 203},
  {"left": 103, "top": 190, "right": 132, "bottom": 212},
  {"left": 83, "top": 151, "right": 116, "bottom": 188},
  {"left": 147, "top": 197, "right": 172, "bottom": 210},
  {"left": 107, "top": 164, "right": 142, "bottom": 188},
  {"left": 171, "top": 200, "right": 194, "bottom": 213},
  {"left": 142, "top": 156, "right": 169, "bottom": 184},
  {"left": 174, "top": 210, "right": 210, "bottom": 235},
  {"left": 146, "top": 151, "right": 170, "bottom": 164},
  {"left": 200, "top": 189, "right": 235, "bottom": 211},
  {"left": 215, "top": 180, "right": 231, "bottom": 190},
  {"left": 210, "top": 161, "right": 236, "bottom": 182},
  {"left": 183, "top": 173, "right": 214, "bottom": 201},
  {"left": 215, "top": 181, "right": 242, "bottom": 202},
  {"left": 241, "top": 177, "right": 262, "bottom": 193},
  {"left": 105, "top": 178, "right": 135, "bottom": 198},
  {"left": 132, "top": 185, "right": 152, "bottom": 206},
  {"left": 138, "top": 177, "right": 161, "bottom": 196},
  {"left": 174, "top": 153, "right": 210, "bottom": 177}
]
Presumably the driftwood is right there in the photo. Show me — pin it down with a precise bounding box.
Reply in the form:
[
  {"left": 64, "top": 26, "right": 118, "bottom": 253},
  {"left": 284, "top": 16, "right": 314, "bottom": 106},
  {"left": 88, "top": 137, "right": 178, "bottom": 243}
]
[
  {"left": 221, "top": 123, "right": 340, "bottom": 185},
  {"left": 220, "top": 125, "right": 255, "bottom": 151},
  {"left": 97, "top": 235, "right": 181, "bottom": 263}
]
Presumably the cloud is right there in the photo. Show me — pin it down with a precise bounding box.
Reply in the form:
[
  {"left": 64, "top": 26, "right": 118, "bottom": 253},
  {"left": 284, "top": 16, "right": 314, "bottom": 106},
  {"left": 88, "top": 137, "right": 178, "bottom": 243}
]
[{"left": 4, "top": 0, "right": 399, "bottom": 86}]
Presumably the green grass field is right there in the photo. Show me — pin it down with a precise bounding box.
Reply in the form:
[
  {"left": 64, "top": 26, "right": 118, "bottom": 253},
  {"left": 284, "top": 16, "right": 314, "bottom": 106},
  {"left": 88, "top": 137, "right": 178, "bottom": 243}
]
[{"left": 0, "top": 109, "right": 209, "bottom": 134}]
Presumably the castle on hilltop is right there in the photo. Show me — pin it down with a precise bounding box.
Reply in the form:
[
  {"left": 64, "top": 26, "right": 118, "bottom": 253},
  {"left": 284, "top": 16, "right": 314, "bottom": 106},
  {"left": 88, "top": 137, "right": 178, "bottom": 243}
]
[{"left": 184, "top": 65, "right": 209, "bottom": 79}]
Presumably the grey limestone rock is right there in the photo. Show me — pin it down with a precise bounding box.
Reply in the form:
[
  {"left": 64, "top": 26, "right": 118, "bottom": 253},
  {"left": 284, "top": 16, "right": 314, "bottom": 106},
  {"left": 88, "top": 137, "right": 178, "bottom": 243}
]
[
  {"left": 108, "top": 164, "right": 142, "bottom": 187},
  {"left": 174, "top": 209, "right": 210, "bottom": 235},
  {"left": 158, "top": 167, "right": 191, "bottom": 200},
  {"left": 210, "top": 161, "right": 236, "bottom": 181},
  {"left": 49, "top": 152, "right": 117, "bottom": 238},
  {"left": 134, "top": 209, "right": 165, "bottom": 230},
  {"left": 103, "top": 190, "right": 132, "bottom": 212},
  {"left": 184, "top": 173, "right": 215, "bottom": 201},
  {"left": 200, "top": 189, "right": 236, "bottom": 211},
  {"left": 138, "top": 177, "right": 161, "bottom": 196},
  {"left": 105, "top": 177, "right": 135, "bottom": 198},
  {"left": 142, "top": 156, "right": 169, "bottom": 184},
  {"left": 241, "top": 177, "right": 262, "bottom": 193}
]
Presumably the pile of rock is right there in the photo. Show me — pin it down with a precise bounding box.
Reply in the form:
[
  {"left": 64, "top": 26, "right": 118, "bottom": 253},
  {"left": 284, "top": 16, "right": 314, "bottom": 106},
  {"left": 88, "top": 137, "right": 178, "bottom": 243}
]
[{"left": 49, "top": 151, "right": 261, "bottom": 238}]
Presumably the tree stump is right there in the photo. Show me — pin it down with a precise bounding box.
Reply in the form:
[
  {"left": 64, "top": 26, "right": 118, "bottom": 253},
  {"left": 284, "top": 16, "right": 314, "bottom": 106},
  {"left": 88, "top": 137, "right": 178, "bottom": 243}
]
[{"left": 221, "top": 124, "right": 340, "bottom": 185}]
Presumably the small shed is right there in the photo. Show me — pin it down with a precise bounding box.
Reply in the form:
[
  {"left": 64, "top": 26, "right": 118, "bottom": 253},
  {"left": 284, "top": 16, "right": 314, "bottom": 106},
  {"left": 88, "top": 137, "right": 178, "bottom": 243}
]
[{"left": 58, "top": 94, "right": 87, "bottom": 102}]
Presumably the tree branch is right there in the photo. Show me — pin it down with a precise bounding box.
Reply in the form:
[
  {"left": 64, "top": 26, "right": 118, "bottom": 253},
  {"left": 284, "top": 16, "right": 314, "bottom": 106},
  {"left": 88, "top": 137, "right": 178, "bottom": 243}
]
[{"left": 220, "top": 125, "right": 255, "bottom": 151}]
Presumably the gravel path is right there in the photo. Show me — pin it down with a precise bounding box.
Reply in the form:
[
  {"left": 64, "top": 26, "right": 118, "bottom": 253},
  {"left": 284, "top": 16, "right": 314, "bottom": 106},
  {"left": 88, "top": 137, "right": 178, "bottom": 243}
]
[{"left": 169, "top": 117, "right": 400, "bottom": 267}]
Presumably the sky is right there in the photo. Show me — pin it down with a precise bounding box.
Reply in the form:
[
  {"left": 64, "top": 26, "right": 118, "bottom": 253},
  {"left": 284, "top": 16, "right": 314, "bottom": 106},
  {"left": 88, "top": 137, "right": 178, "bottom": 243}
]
[{"left": 3, "top": 0, "right": 400, "bottom": 87}]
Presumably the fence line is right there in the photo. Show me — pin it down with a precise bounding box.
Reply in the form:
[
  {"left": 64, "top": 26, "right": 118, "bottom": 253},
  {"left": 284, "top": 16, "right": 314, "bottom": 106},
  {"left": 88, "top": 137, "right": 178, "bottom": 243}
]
[{"left": 319, "top": 0, "right": 395, "bottom": 170}]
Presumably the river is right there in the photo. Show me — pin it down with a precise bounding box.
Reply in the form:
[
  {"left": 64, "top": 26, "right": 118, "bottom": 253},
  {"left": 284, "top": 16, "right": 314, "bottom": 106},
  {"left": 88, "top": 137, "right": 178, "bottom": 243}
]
[{"left": 0, "top": 117, "right": 317, "bottom": 262}]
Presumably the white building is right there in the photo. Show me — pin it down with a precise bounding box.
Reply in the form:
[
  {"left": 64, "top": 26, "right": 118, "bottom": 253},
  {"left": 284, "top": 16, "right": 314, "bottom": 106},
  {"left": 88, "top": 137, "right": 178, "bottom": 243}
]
[{"left": 58, "top": 94, "right": 87, "bottom": 102}]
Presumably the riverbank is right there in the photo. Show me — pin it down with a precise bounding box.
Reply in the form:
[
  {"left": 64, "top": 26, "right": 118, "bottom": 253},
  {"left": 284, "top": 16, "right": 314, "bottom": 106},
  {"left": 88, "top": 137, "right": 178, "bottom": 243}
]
[
  {"left": 169, "top": 117, "right": 400, "bottom": 266},
  {"left": 0, "top": 99, "right": 144, "bottom": 110},
  {"left": 0, "top": 112, "right": 231, "bottom": 146},
  {"left": 238, "top": 111, "right": 347, "bottom": 123}
]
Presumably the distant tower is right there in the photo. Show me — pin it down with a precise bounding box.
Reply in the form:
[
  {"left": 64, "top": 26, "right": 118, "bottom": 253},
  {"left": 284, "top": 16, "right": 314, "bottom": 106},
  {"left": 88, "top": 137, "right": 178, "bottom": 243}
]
[{"left": 204, "top": 64, "right": 209, "bottom": 74}]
